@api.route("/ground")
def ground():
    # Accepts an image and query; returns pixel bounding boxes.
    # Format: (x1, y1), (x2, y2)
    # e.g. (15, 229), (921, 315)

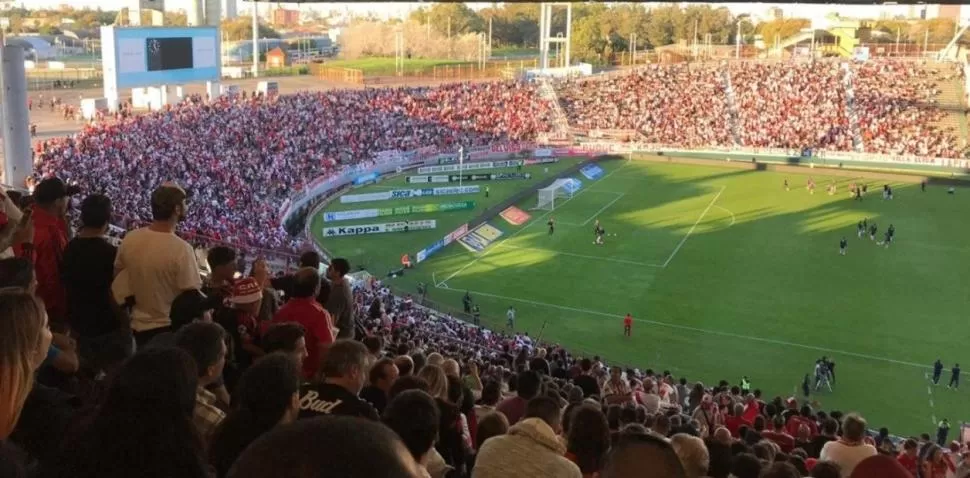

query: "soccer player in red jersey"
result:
(623, 313), (633, 337)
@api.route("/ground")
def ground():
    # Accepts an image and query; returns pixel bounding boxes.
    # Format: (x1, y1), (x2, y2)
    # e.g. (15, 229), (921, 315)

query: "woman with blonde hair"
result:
(418, 364), (449, 400)
(0, 288), (52, 439)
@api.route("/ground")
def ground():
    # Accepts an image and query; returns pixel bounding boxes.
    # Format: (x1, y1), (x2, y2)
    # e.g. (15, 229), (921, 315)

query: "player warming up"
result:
(547, 217), (555, 235)
(839, 237), (847, 256)
(594, 223), (606, 246)
(623, 313), (633, 337)
(807, 178), (816, 195)
(506, 306), (516, 329)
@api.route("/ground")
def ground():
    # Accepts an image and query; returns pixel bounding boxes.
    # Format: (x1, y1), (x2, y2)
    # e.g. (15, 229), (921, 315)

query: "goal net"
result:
(535, 178), (578, 211)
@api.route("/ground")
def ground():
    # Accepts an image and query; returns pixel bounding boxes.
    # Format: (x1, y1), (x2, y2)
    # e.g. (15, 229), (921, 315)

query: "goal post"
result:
(535, 178), (578, 211)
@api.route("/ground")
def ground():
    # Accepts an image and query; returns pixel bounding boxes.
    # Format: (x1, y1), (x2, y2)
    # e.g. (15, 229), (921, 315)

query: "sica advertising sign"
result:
(323, 220), (436, 237)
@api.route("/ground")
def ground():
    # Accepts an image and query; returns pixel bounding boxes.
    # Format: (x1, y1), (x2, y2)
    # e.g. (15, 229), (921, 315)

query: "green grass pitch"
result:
(313, 157), (970, 435)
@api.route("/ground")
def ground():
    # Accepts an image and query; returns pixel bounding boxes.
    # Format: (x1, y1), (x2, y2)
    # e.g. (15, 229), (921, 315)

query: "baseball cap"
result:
(230, 277), (262, 305)
(33, 177), (81, 204)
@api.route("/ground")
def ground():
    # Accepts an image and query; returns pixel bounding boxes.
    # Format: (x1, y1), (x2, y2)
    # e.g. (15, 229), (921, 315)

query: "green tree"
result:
(644, 4), (680, 47)
(756, 18), (811, 46)
(409, 3), (484, 38)
(37, 24), (62, 36)
(222, 16), (281, 42)
(164, 11), (187, 26)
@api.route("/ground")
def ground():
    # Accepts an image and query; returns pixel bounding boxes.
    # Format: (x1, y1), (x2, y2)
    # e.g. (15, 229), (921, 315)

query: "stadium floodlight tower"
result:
(538, 3), (572, 71)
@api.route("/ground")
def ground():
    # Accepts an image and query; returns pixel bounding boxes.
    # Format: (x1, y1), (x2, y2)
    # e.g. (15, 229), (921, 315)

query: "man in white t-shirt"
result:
(819, 413), (877, 477)
(114, 183), (202, 347)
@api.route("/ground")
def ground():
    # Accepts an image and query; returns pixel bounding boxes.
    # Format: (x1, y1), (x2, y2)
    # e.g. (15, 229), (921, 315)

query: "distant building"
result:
(765, 7), (784, 20)
(265, 47), (289, 69)
(938, 5), (961, 22)
(272, 8), (300, 27)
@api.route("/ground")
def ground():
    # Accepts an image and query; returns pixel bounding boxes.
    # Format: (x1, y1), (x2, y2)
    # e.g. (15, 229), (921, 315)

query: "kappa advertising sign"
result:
(323, 220), (436, 237)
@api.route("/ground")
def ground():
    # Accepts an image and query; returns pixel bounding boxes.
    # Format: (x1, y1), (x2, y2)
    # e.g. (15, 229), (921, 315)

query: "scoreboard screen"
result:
(146, 37), (194, 71)
(102, 26), (220, 89)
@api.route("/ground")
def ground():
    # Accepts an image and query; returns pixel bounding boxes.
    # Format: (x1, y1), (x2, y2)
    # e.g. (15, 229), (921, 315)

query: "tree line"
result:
(409, 3), (970, 63)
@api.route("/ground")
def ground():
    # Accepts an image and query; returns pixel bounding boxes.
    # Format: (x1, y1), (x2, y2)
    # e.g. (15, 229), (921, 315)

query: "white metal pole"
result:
(252, 3), (259, 78)
(458, 146), (463, 189)
(488, 17), (493, 60)
(736, 20), (741, 59)
(564, 4), (571, 67)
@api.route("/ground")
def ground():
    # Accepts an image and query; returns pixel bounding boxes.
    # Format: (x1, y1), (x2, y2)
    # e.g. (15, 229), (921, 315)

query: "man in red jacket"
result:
(29, 178), (79, 329)
(273, 267), (335, 380)
(786, 404), (819, 438)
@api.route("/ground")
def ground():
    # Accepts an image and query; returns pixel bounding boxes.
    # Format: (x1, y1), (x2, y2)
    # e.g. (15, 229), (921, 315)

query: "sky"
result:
(13, 1), (969, 25)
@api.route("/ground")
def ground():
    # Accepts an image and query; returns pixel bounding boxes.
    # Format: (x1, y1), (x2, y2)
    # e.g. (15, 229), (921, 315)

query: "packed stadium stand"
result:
(3, 58), (967, 478)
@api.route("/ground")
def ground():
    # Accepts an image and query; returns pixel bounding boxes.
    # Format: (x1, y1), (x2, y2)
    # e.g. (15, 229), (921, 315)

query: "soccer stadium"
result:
(6, 1), (970, 477)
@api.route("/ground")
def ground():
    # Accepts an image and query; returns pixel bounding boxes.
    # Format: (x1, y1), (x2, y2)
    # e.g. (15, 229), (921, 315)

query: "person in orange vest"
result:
(401, 253), (411, 269)
(623, 313), (633, 337)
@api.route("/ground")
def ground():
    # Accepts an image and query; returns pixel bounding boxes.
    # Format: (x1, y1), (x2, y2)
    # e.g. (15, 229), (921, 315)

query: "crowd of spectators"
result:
(29, 60), (965, 258)
(0, 177), (968, 478)
(557, 59), (965, 158)
(7, 59), (969, 478)
(32, 81), (553, 254)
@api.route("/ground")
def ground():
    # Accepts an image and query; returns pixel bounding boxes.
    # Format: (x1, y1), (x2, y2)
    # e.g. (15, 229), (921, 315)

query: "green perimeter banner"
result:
(323, 201), (476, 222)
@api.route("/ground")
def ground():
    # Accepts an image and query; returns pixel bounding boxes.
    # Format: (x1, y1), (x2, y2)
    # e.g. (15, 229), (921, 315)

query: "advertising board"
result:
(323, 220), (436, 237)
(340, 185), (480, 204)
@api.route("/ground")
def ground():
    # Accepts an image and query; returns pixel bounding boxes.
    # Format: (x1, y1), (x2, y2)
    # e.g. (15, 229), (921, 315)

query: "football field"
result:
(315, 157), (970, 435)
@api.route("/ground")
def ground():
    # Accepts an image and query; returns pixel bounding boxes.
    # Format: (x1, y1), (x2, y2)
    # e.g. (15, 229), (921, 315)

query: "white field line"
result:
(581, 193), (626, 226)
(434, 285), (931, 370)
(436, 160), (631, 287)
(924, 372), (938, 426)
(714, 205), (736, 227)
(498, 244), (665, 268)
(661, 186), (726, 268)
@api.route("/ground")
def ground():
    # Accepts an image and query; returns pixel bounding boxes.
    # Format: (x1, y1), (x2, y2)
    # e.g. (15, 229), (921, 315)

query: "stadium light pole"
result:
(735, 16), (753, 59)
(252, 2), (259, 78)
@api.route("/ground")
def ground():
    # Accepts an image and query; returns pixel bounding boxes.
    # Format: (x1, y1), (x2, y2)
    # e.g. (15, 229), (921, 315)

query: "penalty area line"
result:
(436, 161), (631, 286)
(433, 285), (930, 370)
(661, 186), (726, 269)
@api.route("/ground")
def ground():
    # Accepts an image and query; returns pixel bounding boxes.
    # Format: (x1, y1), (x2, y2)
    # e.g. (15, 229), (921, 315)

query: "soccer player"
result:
(594, 225), (606, 245)
(506, 306), (516, 329)
(839, 237), (847, 255)
(807, 178), (815, 195)
(623, 313), (632, 337)
(547, 217), (555, 235)
(869, 223), (878, 241)
(887, 224), (895, 244)
(933, 359), (944, 385)
(485, 186), (490, 198)
(879, 230), (891, 248)
(856, 221), (864, 238)
(814, 359), (832, 391)
(784, 178), (790, 191)
(948, 363), (960, 390)
(472, 304), (481, 326)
